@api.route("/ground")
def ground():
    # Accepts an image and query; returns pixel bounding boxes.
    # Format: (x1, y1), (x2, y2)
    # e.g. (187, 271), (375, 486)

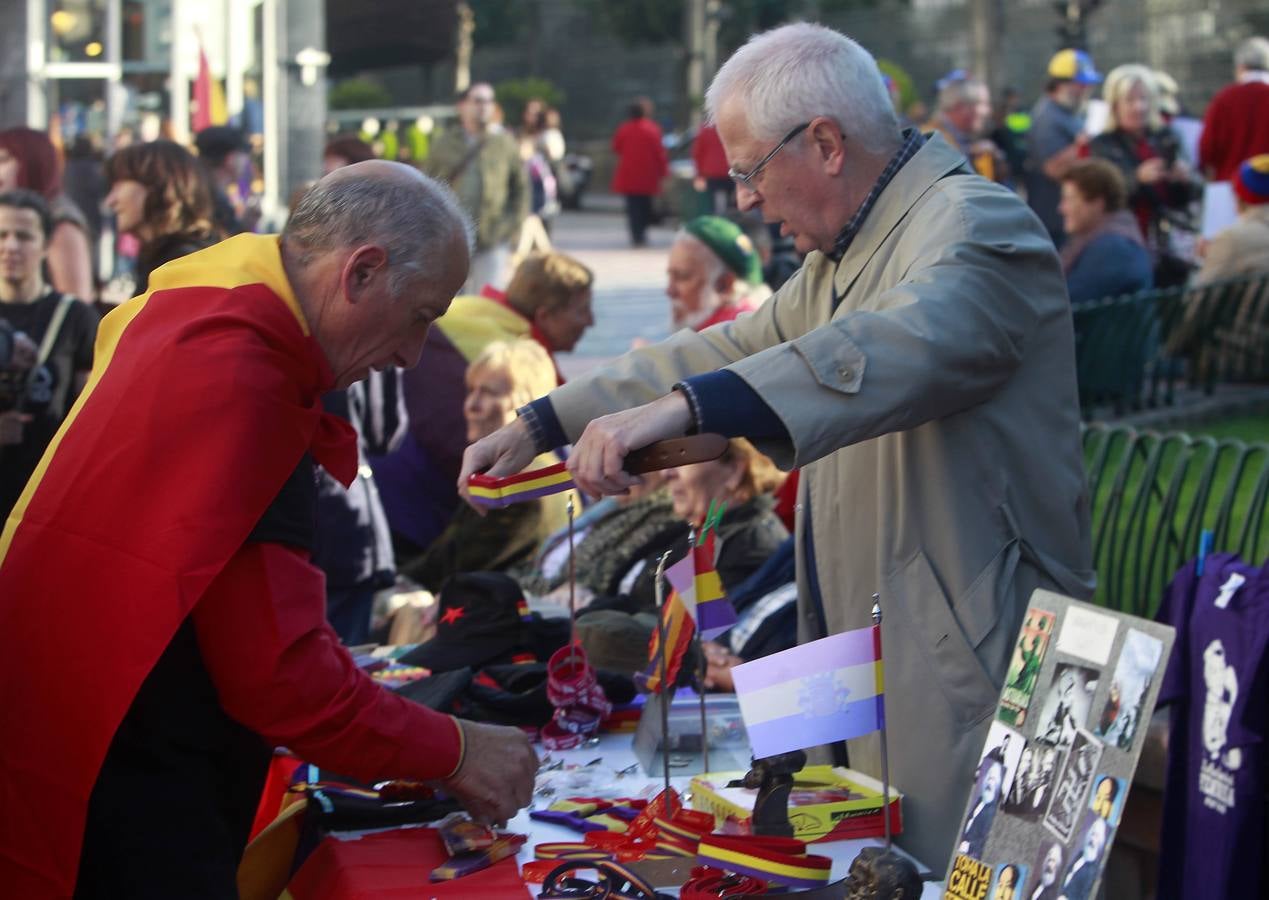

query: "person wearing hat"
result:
(1025, 48), (1102, 246)
(1199, 37), (1269, 182)
(1194, 155), (1269, 285)
(667, 215), (771, 332)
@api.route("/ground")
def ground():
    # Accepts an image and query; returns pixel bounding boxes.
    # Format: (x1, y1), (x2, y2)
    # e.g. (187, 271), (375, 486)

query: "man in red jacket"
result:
(0, 161), (538, 898)
(611, 97), (669, 247)
(1199, 36), (1269, 181)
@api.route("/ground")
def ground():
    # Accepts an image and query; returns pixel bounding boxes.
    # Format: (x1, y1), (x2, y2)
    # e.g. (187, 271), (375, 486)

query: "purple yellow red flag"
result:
(731, 624), (885, 758)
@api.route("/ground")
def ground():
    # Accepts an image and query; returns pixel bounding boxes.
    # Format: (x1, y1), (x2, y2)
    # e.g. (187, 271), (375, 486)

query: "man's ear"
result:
(714, 269), (737, 295)
(810, 117), (847, 175)
(341, 244), (389, 302)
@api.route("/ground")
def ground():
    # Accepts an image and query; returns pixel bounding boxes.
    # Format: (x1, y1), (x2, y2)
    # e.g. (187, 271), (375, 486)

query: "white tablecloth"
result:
(510, 732), (943, 898)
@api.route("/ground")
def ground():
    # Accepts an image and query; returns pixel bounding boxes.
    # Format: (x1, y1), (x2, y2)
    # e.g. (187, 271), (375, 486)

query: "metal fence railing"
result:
(1082, 423), (1269, 618)
(1072, 273), (1269, 416)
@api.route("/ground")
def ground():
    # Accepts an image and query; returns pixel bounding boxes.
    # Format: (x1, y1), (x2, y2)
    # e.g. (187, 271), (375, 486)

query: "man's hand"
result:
(568, 392), (691, 497)
(457, 417), (539, 512)
(440, 719), (538, 825)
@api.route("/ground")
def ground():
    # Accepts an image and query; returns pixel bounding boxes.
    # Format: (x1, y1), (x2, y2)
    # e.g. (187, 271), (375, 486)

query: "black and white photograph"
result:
(1034, 663), (1099, 749)
(1003, 741), (1065, 821)
(1043, 729), (1105, 843)
(1055, 812), (1112, 900)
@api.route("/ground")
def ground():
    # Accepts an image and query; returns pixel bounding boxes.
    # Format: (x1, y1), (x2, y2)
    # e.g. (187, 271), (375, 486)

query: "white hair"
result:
(705, 22), (900, 155)
(1103, 64), (1163, 132)
(937, 77), (987, 113)
(1235, 36), (1269, 71)
(284, 164), (473, 295)
(674, 229), (728, 285)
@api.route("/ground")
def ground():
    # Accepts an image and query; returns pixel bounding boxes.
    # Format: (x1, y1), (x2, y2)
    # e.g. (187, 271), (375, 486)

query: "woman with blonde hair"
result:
(401, 339), (577, 591)
(1086, 64), (1202, 286)
(105, 140), (219, 295)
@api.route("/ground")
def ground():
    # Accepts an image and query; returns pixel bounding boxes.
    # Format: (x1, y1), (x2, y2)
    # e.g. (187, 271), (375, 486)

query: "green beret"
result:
(684, 215), (763, 285)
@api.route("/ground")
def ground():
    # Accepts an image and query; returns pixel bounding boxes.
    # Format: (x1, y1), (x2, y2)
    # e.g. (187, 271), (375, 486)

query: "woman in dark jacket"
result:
(105, 141), (219, 294)
(1086, 65), (1202, 287)
(578, 438), (789, 616)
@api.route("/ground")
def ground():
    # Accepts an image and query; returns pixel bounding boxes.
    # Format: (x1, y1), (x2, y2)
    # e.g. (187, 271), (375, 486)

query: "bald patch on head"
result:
(322, 159), (429, 190)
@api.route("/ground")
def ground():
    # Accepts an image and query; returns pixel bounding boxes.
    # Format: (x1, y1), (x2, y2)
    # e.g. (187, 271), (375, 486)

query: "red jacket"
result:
(611, 117), (668, 196)
(0, 236), (461, 897)
(692, 124), (730, 180)
(1199, 80), (1269, 181)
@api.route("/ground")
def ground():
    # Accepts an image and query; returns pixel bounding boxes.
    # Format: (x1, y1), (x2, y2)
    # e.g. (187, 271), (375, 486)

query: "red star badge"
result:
(440, 606), (465, 626)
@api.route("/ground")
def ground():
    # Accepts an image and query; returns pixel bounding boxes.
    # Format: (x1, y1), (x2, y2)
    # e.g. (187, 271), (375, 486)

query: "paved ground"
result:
(548, 196), (676, 378)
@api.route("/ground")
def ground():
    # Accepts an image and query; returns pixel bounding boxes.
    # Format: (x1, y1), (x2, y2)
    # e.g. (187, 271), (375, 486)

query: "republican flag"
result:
(731, 624), (885, 758)
(193, 35), (228, 132)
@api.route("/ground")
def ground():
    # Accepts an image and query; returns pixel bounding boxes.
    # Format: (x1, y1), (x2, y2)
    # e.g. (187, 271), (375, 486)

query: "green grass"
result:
(1184, 413), (1269, 445)
(1083, 418), (1269, 617)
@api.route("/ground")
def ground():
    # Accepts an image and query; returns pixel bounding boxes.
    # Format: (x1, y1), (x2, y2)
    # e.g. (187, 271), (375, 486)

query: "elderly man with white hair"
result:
(1199, 36), (1269, 181)
(462, 23), (1092, 867)
(666, 214), (771, 331)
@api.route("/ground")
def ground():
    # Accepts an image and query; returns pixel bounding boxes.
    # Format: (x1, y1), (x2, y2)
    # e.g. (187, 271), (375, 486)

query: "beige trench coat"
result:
(545, 134), (1095, 868)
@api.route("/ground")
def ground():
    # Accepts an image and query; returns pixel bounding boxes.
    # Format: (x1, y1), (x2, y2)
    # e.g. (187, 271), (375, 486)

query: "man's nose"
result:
(735, 182), (760, 212)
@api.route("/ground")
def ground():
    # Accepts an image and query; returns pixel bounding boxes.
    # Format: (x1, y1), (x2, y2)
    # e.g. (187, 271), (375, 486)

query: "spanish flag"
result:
(0, 234), (354, 896)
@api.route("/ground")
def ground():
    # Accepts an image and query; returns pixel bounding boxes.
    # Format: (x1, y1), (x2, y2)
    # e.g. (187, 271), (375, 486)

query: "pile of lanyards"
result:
(524, 786), (835, 897)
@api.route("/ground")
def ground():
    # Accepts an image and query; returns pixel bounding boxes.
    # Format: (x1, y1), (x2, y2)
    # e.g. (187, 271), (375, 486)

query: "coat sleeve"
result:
(193, 541), (464, 782)
(725, 187), (1058, 468)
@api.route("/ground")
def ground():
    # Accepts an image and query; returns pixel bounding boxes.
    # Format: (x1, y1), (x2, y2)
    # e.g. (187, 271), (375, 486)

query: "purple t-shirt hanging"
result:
(1155, 553), (1269, 900)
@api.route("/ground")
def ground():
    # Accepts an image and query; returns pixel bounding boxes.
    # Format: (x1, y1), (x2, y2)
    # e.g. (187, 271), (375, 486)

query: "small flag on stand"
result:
(691, 503), (737, 640)
(731, 624), (885, 759)
(639, 589), (695, 694)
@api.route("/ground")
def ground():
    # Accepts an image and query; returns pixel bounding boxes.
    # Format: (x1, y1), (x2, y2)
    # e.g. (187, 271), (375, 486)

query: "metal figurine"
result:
(654, 550), (673, 796)
(729, 749), (808, 837)
(844, 846), (923, 900)
(871, 594), (892, 850)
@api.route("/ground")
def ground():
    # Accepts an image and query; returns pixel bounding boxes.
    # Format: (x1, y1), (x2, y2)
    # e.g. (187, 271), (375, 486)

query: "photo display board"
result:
(943, 590), (1175, 900)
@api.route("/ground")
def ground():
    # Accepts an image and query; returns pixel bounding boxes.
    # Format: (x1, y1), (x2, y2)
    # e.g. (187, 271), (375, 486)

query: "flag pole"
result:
(871, 593), (891, 851)
(692, 522), (709, 776)
(567, 496), (577, 667)
(654, 550), (673, 796)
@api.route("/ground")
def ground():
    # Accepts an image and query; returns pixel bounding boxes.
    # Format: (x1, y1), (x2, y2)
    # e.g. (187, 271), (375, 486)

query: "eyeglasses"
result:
(727, 122), (809, 190)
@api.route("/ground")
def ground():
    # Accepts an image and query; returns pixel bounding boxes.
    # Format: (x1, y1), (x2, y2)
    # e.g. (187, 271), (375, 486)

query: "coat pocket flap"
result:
(791, 326), (866, 394)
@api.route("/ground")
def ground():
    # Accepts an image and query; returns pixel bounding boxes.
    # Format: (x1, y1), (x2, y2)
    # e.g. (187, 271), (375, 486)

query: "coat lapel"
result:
(830, 133), (973, 312)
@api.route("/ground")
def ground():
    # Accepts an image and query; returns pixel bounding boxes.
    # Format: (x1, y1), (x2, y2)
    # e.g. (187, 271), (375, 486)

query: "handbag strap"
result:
(34, 293), (75, 370)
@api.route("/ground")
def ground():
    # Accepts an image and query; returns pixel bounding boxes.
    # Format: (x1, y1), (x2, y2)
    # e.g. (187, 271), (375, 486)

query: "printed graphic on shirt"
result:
(1094, 628), (1163, 750)
(1056, 812), (1112, 900)
(1198, 636), (1242, 814)
(1055, 605), (1118, 666)
(1034, 663), (1099, 749)
(999, 608), (1056, 727)
(944, 853), (993, 900)
(989, 861), (1027, 900)
(1002, 739), (1064, 821)
(1043, 729), (1104, 843)
(1087, 774), (1126, 827)
(1023, 839), (1066, 900)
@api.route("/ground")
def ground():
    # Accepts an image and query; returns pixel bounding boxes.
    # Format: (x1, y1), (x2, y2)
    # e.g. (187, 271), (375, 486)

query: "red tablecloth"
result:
(287, 827), (530, 899)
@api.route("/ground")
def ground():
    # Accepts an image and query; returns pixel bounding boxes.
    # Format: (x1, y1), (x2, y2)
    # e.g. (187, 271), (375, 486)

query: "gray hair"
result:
(283, 167), (474, 295)
(1235, 36), (1269, 71)
(1102, 64), (1163, 132)
(675, 229), (727, 285)
(937, 77), (987, 113)
(705, 22), (900, 155)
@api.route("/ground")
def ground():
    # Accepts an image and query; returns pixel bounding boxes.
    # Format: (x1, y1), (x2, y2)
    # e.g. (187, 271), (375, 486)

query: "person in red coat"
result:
(611, 97), (669, 247)
(692, 123), (733, 214)
(1199, 36), (1269, 182)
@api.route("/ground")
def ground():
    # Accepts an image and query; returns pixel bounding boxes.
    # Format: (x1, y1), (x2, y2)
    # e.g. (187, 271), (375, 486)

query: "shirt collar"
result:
(828, 127), (925, 262)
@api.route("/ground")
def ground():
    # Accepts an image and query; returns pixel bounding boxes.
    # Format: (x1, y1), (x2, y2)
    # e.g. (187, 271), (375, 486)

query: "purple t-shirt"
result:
(1156, 553), (1269, 900)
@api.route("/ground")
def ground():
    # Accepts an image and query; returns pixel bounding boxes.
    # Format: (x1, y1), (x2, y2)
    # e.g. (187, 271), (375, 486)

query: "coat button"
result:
(838, 367), (852, 379)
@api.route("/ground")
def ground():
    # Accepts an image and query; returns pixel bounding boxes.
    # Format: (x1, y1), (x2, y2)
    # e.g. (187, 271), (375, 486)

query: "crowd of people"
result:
(1, 21), (1268, 898)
